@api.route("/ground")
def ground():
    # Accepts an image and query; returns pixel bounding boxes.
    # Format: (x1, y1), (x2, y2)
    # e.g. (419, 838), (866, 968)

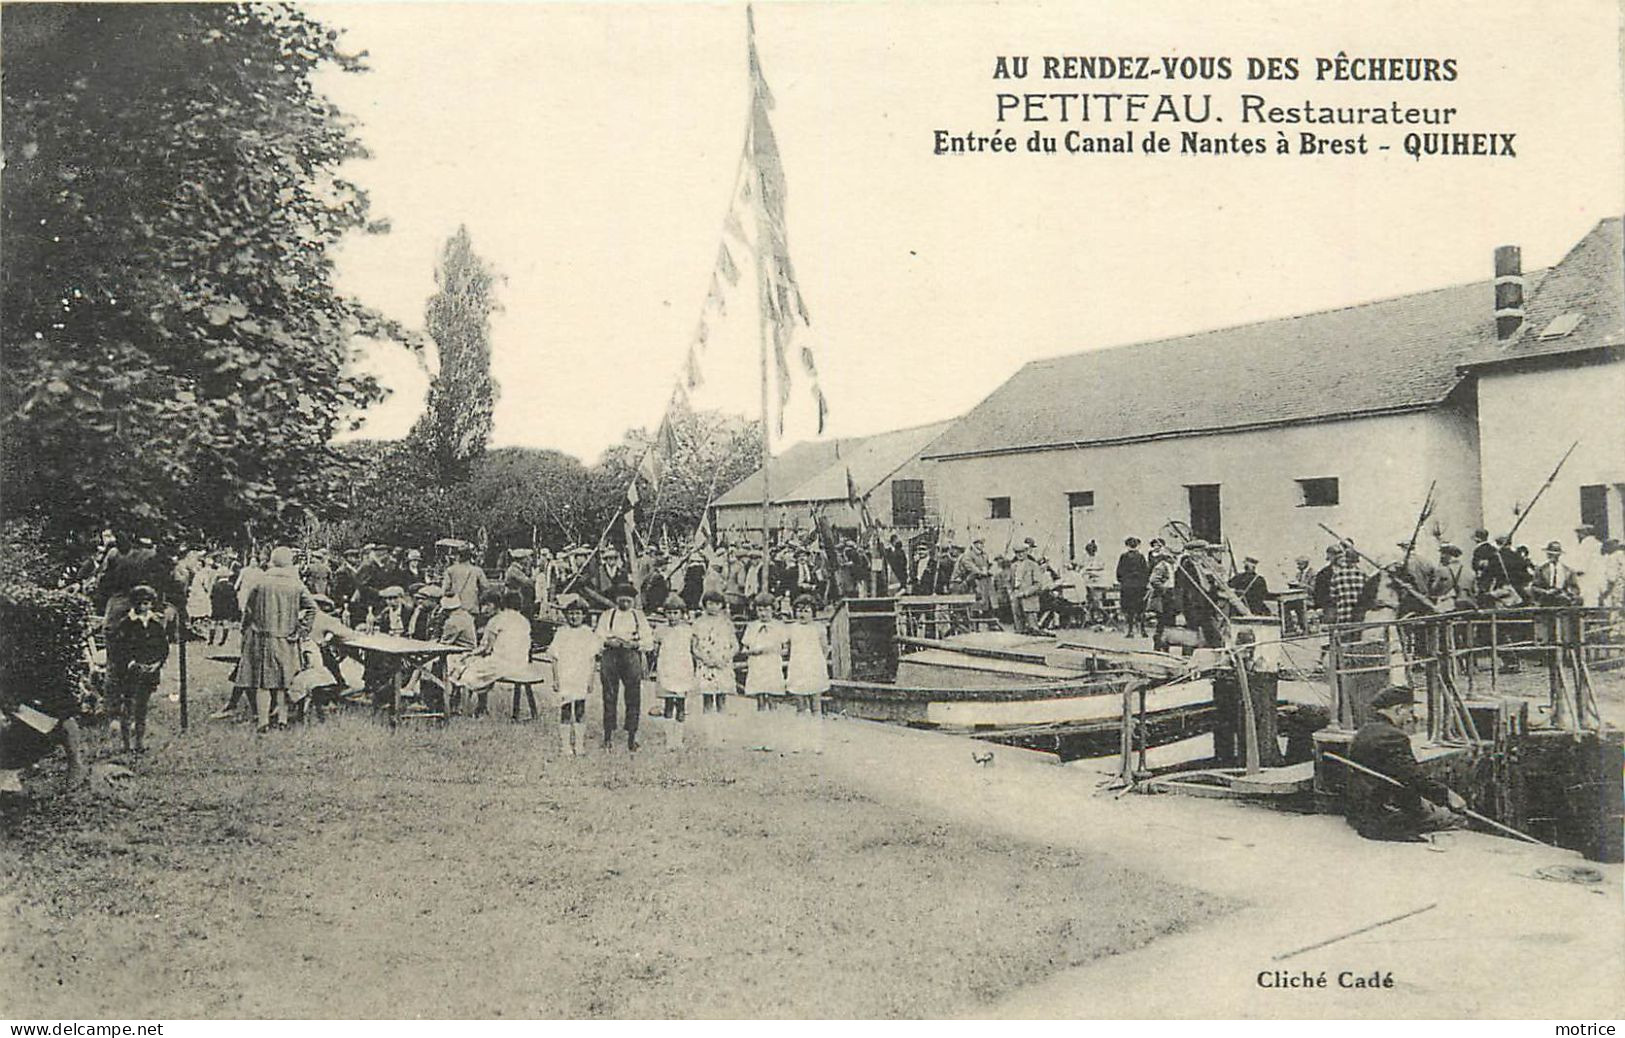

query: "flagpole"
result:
(750, 8), (773, 591)
(757, 239), (773, 588)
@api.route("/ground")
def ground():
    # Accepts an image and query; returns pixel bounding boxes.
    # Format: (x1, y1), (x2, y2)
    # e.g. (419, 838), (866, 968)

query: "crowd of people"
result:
(67, 533), (842, 756)
(22, 515), (1625, 775)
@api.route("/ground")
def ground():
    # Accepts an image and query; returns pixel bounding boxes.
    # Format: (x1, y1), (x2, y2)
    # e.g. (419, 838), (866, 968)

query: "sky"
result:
(315, 0), (1625, 464)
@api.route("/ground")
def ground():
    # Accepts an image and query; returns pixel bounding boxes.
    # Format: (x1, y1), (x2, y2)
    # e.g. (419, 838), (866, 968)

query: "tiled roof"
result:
(924, 277), (1510, 460)
(714, 420), (954, 508)
(1460, 218), (1624, 369)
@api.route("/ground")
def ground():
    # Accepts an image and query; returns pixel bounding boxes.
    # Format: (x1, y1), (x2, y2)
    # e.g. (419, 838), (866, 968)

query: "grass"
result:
(1, 658), (1235, 1019)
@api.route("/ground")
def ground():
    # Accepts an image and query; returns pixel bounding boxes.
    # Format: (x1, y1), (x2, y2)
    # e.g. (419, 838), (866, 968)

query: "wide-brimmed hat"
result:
(1544, 541), (1564, 553)
(379, 585), (406, 599)
(609, 582), (638, 600)
(414, 584), (442, 600)
(662, 593), (687, 611)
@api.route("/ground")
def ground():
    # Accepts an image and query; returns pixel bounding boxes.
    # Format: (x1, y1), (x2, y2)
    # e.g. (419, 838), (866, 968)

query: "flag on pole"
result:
(744, 5), (826, 436)
(656, 413), (681, 456)
(637, 449), (665, 488)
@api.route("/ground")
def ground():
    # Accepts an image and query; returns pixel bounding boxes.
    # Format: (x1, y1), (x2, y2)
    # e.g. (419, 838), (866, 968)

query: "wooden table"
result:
(343, 632), (467, 725)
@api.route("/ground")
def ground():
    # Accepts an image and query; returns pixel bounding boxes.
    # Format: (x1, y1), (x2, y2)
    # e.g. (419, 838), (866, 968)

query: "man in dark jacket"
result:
(1347, 685), (1467, 841)
(1227, 555), (1270, 616)
(1115, 538), (1150, 637)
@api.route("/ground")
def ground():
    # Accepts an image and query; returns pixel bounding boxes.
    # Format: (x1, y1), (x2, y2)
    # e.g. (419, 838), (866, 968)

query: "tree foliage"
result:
(1, 3), (407, 555)
(409, 225), (500, 482)
(589, 407), (763, 545)
(338, 409), (762, 556)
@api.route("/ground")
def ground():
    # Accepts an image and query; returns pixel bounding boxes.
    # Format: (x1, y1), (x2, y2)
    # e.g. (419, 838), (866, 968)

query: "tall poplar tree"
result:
(410, 225), (501, 483)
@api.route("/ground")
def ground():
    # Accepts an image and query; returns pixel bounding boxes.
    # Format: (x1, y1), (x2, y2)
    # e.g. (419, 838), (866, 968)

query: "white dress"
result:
(549, 625), (601, 703)
(454, 610), (533, 692)
(741, 620), (787, 695)
(655, 623), (697, 696)
(785, 621), (830, 695)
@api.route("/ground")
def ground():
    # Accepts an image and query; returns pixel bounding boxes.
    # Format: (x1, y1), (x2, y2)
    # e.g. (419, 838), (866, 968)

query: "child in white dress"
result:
(741, 592), (787, 709)
(654, 595), (698, 749)
(692, 591), (739, 714)
(786, 596), (831, 752)
(785, 596), (831, 710)
(548, 599), (601, 756)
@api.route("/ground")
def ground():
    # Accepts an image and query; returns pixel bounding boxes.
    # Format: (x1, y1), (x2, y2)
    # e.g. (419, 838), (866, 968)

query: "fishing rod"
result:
(1399, 480), (1436, 568)
(1504, 440), (1580, 543)
(1323, 752), (1551, 847)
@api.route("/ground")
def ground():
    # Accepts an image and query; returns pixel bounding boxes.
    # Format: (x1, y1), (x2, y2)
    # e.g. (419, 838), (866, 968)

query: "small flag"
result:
(626, 479), (640, 507)
(637, 448), (665, 487)
(845, 465), (859, 505)
(656, 413), (680, 456)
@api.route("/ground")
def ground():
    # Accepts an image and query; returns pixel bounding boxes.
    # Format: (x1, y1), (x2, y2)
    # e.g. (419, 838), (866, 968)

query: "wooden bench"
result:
(497, 659), (553, 721)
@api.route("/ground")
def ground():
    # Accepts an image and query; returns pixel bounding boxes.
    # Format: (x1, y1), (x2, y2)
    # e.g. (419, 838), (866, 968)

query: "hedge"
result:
(0, 582), (91, 719)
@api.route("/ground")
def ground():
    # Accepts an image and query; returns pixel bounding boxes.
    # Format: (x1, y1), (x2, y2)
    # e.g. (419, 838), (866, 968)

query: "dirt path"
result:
(797, 717), (1624, 1018)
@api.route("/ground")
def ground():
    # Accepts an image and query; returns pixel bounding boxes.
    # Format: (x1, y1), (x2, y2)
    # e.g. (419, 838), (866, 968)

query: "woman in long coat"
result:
(233, 546), (316, 733)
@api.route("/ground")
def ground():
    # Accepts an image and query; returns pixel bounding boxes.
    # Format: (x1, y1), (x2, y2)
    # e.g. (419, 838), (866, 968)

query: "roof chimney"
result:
(1494, 244), (1524, 340)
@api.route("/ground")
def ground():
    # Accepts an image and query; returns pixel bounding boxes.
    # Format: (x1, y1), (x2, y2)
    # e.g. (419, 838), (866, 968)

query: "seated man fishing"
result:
(1346, 685), (1468, 842)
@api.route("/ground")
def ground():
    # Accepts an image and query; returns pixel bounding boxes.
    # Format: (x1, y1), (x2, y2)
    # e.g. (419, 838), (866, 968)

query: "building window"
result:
(988, 496), (1012, 520)
(891, 479), (925, 528)
(1579, 484), (1610, 541)
(1296, 477), (1340, 508)
(1186, 484), (1222, 543)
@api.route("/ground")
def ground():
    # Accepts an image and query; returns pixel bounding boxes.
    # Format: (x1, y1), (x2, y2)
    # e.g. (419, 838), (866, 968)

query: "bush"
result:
(0, 518), (63, 587)
(0, 582), (92, 719)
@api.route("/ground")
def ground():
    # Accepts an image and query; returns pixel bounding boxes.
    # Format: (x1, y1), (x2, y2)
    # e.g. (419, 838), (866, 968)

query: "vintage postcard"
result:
(1, 0), (1621, 1024)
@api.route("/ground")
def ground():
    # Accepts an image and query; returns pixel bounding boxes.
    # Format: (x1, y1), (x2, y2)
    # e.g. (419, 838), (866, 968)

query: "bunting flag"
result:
(845, 465), (860, 505)
(684, 346), (705, 390)
(717, 244), (740, 285)
(613, 7), (826, 530)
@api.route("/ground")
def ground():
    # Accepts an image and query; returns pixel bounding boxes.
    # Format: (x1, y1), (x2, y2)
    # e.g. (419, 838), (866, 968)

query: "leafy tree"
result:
(1, 3), (408, 555)
(593, 407), (763, 548)
(332, 440), (456, 551)
(463, 447), (594, 549)
(410, 225), (501, 482)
